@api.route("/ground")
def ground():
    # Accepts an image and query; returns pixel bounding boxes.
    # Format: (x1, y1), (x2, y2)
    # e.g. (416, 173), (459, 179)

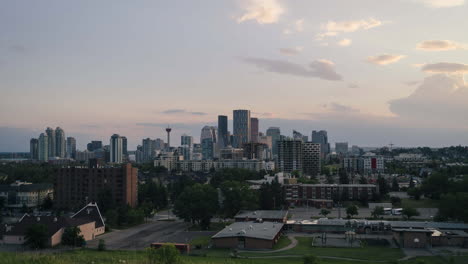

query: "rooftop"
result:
(234, 210), (288, 221)
(212, 221), (284, 240)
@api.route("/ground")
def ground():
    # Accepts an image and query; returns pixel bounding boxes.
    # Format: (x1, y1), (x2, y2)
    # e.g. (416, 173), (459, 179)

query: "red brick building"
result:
(54, 163), (138, 210)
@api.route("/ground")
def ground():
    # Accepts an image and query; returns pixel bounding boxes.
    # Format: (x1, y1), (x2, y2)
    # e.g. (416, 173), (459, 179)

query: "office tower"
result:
(250, 117), (259, 143)
(55, 163), (138, 209)
(335, 142), (349, 155)
(30, 138), (39, 160)
(135, 145), (144, 163)
(66, 137), (76, 159)
(201, 138), (214, 160)
(154, 138), (165, 150)
(122, 136), (128, 155)
(243, 142), (268, 160)
(278, 139), (303, 173)
(218, 115), (229, 148)
(87, 141), (103, 152)
(181, 134), (193, 146)
(55, 127), (66, 158)
(312, 130), (330, 157)
(45, 127), (56, 157)
(200, 126), (217, 143)
(165, 127), (172, 149)
(220, 146), (244, 160)
(233, 109), (251, 148)
(266, 127), (281, 157)
(293, 130), (308, 142)
(303, 142), (321, 176)
(38, 133), (49, 161)
(351, 145), (361, 155)
(142, 138), (156, 162)
(110, 134), (123, 163)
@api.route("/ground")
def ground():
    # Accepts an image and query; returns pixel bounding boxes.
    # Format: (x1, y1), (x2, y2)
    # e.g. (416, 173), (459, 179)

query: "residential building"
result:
(54, 163), (138, 210)
(233, 109), (251, 148)
(87, 141), (103, 152)
(66, 137), (76, 159)
(110, 134), (123, 163)
(218, 115), (229, 148)
(55, 127), (66, 158)
(181, 134), (193, 146)
(0, 181), (53, 208)
(312, 130), (330, 157)
(220, 147), (244, 160)
(142, 138), (156, 162)
(201, 138), (214, 160)
(38, 133), (48, 162)
(303, 142), (321, 177)
(30, 138), (39, 160)
(46, 127), (56, 158)
(250, 117), (259, 143)
(243, 142), (268, 160)
(154, 159), (273, 172)
(361, 153), (385, 174)
(266, 127), (281, 157)
(335, 142), (349, 155)
(75, 150), (96, 162)
(278, 139), (303, 173)
(122, 136), (128, 156)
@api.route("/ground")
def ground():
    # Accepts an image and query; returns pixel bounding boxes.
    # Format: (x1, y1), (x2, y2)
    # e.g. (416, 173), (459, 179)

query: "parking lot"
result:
(288, 207), (438, 220)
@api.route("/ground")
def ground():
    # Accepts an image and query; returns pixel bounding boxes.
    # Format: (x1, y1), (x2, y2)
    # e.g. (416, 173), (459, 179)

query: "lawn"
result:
(239, 237), (405, 261)
(272, 236), (292, 250)
(401, 198), (440, 208)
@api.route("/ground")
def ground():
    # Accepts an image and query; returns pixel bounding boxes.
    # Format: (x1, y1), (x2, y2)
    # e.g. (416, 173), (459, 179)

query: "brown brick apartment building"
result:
(54, 163), (138, 210)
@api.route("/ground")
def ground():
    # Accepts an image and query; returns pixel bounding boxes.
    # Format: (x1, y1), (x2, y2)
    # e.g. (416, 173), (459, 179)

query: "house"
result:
(212, 221), (284, 249)
(0, 202), (105, 247)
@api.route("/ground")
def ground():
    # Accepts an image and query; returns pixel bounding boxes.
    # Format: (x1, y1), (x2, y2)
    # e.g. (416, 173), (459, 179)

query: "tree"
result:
(61, 226), (85, 247)
(220, 181), (258, 218)
(402, 206), (420, 220)
(359, 176), (368, 184)
(147, 244), (181, 264)
(390, 196), (401, 207)
(392, 177), (399, 191)
(437, 192), (468, 222)
(407, 187), (422, 200)
(25, 224), (48, 249)
(259, 179), (284, 210)
(320, 209), (330, 218)
(303, 254), (320, 264)
(371, 206), (384, 219)
(377, 176), (389, 195)
(346, 205), (358, 219)
(173, 184), (218, 229)
(41, 196), (54, 210)
(338, 169), (349, 184)
(98, 239), (106, 251)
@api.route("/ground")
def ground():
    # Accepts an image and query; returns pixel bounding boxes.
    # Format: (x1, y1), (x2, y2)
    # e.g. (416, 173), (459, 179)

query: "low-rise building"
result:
(212, 221), (284, 249)
(234, 210), (288, 223)
(154, 159), (274, 172)
(0, 181), (53, 208)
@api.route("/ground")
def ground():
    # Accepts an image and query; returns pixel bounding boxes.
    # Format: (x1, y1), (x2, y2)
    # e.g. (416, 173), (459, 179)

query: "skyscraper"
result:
(200, 126), (217, 143)
(335, 142), (349, 155)
(45, 127), (56, 158)
(55, 127), (66, 158)
(66, 137), (76, 159)
(30, 138), (39, 160)
(201, 138), (214, 160)
(38, 133), (48, 162)
(110, 134), (123, 163)
(87, 141), (103, 152)
(312, 130), (330, 157)
(122, 136), (128, 156)
(266, 127), (281, 157)
(250, 117), (259, 143)
(142, 138), (156, 162)
(278, 139), (303, 173)
(181, 134), (193, 146)
(303, 142), (321, 177)
(218, 115), (228, 148)
(233, 109), (251, 148)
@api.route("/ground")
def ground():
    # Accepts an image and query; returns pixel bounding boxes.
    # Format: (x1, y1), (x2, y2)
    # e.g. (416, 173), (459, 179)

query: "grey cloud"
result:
(421, 62), (468, 74)
(243, 57), (343, 81)
(279, 47), (303, 55)
(348, 83), (359, 89)
(417, 40), (466, 51)
(161, 109), (207, 115)
(325, 102), (360, 113)
(366, 54), (405, 65)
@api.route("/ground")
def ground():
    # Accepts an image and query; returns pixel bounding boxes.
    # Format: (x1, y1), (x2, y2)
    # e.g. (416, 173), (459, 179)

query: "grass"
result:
(272, 236), (292, 250)
(401, 198), (440, 208)
(239, 237), (405, 261)
(1, 249), (467, 264)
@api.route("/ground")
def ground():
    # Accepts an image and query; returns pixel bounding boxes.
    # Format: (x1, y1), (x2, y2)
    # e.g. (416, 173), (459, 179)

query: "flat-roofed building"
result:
(212, 221), (284, 249)
(234, 210), (288, 223)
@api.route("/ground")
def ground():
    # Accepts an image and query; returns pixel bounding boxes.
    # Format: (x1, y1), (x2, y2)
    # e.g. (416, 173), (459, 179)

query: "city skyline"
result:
(1, 0), (468, 151)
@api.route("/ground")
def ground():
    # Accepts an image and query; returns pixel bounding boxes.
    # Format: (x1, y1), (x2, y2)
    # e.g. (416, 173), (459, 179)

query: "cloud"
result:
(421, 62), (468, 74)
(390, 74), (468, 125)
(237, 0), (284, 24)
(405, 81), (420, 86)
(366, 54), (406, 65)
(325, 102), (360, 113)
(283, 19), (304, 35)
(348, 83), (359, 89)
(279, 46), (303, 55)
(321, 18), (383, 35)
(243, 57), (343, 81)
(417, 40), (466, 51)
(161, 109), (207, 115)
(337, 38), (352, 47)
(411, 0), (465, 8)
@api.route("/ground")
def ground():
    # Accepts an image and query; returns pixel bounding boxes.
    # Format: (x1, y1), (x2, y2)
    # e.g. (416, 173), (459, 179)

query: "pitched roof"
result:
(71, 202), (105, 228)
(212, 221), (284, 240)
(2, 215), (90, 237)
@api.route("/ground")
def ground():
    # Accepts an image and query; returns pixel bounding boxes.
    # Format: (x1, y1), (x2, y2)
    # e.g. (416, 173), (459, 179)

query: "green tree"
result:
(98, 239), (106, 251)
(147, 244), (181, 264)
(402, 206), (420, 220)
(346, 205), (358, 219)
(377, 176), (389, 195)
(25, 224), (48, 249)
(392, 177), (399, 191)
(320, 209), (330, 218)
(173, 184), (218, 229)
(61, 226), (85, 247)
(359, 176), (368, 184)
(338, 169), (349, 184)
(220, 181), (258, 218)
(371, 206), (384, 219)
(303, 254), (320, 264)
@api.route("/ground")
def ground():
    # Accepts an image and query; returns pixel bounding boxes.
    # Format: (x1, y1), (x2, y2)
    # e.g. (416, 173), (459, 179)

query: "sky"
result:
(1, 0), (468, 151)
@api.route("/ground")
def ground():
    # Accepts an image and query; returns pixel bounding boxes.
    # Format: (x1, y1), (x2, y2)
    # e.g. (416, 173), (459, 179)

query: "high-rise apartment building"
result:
(46, 127), (56, 158)
(250, 117), (259, 143)
(38, 133), (48, 161)
(110, 134), (123, 163)
(66, 137), (76, 159)
(30, 138), (39, 160)
(87, 141), (103, 152)
(312, 130), (330, 157)
(266, 127), (281, 157)
(218, 115), (229, 148)
(303, 142), (321, 176)
(335, 142), (349, 155)
(233, 109), (251, 148)
(122, 136), (128, 156)
(181, 134), (193, 146)
(201, 138), (214, 160)
(243, 142), (268, 160)
(55, 127), (66, 158)
(54, 163), (138, 210)
(278, 139), (303, 173)
(200, 126), (217, 143)
(142, 138), (156, 162)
